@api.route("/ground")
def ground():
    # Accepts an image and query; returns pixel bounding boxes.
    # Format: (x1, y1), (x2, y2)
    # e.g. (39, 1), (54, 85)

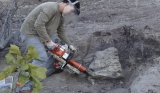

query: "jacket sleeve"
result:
(34, 7), (54, 42)
(57, 21), (72, 46)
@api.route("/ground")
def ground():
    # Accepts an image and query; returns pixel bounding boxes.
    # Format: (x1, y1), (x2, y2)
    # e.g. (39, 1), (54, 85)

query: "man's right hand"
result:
(46, 40), (57, 50)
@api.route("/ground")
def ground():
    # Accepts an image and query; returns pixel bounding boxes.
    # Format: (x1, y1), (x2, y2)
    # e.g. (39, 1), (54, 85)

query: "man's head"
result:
(62, 0), (80, 15)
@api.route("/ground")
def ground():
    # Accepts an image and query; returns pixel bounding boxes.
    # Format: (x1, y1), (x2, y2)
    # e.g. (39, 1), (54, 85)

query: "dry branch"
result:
(0, 0), (42, 56)
(0, 0), (18, 50)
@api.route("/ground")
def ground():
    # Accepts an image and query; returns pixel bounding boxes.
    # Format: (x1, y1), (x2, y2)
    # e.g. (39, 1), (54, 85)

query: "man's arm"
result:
(34, 11), (50, 42)
(34, 7), (54, 42)
(57, 21), (72, 46)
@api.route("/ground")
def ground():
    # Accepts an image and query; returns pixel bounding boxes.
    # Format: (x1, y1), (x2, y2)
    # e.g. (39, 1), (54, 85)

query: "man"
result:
(19, 0), (80, 93)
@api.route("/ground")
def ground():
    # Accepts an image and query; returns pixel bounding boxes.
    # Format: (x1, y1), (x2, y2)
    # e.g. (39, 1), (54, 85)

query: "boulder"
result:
(129, 58), (160, 93)
(88, 47), (123, 79)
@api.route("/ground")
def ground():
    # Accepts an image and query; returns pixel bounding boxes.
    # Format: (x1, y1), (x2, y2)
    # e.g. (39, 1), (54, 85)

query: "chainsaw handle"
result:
(61, 50), (75, 69)
(71, 50), (76, 55)
(67, 49), (76, 60)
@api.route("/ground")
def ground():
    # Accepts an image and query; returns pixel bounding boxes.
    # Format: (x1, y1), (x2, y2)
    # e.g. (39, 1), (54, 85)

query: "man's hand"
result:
(69, 45), (77, 52)
(46, 40), (57, 50)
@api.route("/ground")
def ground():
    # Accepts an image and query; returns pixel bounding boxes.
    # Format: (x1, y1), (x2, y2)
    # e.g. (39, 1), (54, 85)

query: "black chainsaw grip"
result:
(61, 50), (75, 69)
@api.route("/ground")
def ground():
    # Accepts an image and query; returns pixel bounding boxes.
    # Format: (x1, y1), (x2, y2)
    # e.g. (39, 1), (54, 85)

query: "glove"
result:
(69, 45), (77, 52)
(46, 40), (57, 50)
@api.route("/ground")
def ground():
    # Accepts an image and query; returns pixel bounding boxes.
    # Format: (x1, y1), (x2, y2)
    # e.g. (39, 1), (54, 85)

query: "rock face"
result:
(129, 57), (160, 93)
(130, 65), (160, 93)
(88, 47), (123, 78)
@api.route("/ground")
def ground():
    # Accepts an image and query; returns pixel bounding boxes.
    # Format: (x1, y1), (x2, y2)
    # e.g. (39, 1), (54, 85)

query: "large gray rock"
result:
(129, 58), (160, 93)
(88, 47), (123, 78)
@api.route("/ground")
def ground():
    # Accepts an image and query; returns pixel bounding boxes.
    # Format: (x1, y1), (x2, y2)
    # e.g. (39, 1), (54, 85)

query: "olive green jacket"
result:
(20, 2), (71, 45)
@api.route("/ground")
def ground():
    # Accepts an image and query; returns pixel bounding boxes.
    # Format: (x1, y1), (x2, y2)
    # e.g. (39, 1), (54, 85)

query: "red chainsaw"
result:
(48, 39), (91, 76)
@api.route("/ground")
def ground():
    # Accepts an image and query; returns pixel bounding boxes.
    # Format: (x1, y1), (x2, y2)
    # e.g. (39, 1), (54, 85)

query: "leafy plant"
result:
(0, 45), (47, 93)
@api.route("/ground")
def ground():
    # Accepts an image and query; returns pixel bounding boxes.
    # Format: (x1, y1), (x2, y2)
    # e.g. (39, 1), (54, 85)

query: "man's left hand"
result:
(69, 45), (77, 52)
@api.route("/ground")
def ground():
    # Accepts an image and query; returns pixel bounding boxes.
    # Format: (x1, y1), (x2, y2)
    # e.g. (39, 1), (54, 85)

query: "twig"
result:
(0, 0), (18, 50)
(0, 0), (14, 38)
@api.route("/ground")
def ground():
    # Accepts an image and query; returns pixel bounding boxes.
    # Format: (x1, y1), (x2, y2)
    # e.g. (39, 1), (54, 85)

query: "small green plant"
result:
(0, 45), (47, 93)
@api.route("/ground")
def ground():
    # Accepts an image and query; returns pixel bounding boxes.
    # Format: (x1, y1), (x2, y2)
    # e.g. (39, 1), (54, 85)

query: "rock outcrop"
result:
(88, 47), (123, 79)
(130, 65), (160, 93)
(129, 57), (160, 93)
